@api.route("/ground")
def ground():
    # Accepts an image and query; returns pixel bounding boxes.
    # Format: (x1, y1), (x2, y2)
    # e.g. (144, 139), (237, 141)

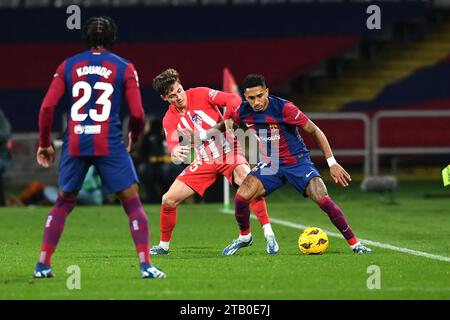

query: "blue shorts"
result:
(58, 145), (139, 195)
(250, 159), (321, 197)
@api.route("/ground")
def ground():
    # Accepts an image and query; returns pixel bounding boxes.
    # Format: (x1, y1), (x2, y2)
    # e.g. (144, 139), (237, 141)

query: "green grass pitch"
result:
(0, 181), (449, 299)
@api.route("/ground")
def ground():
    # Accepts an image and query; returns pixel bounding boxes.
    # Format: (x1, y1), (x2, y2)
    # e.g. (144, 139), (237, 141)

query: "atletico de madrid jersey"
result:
(162, 87), (242, 162)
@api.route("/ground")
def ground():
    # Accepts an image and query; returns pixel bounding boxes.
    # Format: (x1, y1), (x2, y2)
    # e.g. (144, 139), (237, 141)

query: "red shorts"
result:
(177, 154), (248, 196)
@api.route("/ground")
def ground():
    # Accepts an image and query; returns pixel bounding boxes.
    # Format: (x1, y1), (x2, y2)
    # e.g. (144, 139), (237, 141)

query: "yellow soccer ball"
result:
(298, 227), (329, 255)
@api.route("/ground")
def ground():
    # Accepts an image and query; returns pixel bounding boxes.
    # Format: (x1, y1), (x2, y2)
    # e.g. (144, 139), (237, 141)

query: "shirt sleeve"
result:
(162, 114), (180, 155)
(39, 61), (66, 148)
(282, 102), (309, 128)
(224, 104), (241, 123)
(124, 63), (145, 143)
(207, 88), (242, 111)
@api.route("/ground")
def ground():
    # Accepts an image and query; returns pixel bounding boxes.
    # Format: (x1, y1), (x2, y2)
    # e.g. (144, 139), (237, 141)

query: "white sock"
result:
(159, 241), (170, 251)
(239, 233), (252, 242)
(350, 241), (361, 249)
(262, 223), (274, 237)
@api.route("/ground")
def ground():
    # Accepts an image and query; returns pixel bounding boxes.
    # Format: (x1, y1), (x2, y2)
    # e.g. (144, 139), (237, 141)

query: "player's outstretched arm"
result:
(302, 120), (351, 187)
(207, 89), (242, 111)
(194, 120), (228, 144)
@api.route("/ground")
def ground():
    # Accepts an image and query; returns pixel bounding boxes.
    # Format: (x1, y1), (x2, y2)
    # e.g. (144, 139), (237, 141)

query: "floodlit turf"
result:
(0, 181), (449, 300)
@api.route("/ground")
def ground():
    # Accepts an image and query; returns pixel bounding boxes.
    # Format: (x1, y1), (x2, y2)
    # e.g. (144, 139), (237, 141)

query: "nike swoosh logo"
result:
(246, 123), (254, 127)
(306, 171), (314, 178)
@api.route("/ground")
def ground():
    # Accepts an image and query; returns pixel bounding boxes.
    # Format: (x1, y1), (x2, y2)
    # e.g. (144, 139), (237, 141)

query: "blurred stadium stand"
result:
(6, 1), (450, 8)
(0, 0), (434, 132)
(1, 0), (449, 187)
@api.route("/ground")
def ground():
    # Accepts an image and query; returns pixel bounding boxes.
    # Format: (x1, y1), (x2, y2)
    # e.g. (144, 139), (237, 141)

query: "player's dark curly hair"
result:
(153, 68), (181, 96)
(242, 74), (266, 90)
(82, 16), (117, 50)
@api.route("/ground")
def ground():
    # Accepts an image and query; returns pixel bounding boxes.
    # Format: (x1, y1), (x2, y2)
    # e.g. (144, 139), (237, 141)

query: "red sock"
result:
(319, 196), (358, 246)
(39, 195), (77, 266)
(122, 196), (151, 264)
(235, 193), (251, 235)
(160, 205), (177, 242)
(249, 197), (270, 227)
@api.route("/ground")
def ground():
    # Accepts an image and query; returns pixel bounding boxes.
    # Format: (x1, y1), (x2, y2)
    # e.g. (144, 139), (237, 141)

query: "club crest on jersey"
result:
(191, 113), (203, 126)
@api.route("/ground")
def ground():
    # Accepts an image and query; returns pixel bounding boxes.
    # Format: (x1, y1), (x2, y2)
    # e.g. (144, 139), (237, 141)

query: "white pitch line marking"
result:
(221, 209), (450, 263)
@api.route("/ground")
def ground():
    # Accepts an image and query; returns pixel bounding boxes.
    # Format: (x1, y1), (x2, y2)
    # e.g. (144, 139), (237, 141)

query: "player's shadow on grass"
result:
(283, 250), (344, 256)
(1, 277), (61, 285)
(62, 254), (136, 260)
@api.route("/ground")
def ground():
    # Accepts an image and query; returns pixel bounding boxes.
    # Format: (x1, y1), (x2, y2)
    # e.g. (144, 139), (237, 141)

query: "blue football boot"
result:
(352, 243), (372, 254)
(150, 245), (169, 255)
(33, 262), (55, 278)
(140, 263), (166, 279)
(222, 236), (253, 256)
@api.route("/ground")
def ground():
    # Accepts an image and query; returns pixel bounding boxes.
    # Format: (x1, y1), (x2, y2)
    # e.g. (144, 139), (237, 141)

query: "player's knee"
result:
(117, 184), (139, 202)
(162, 192), (179, 208)
(233, 165), (251, 186)
(237, 175), (261, 201)
(306, 178), (328, 204)
(234, 175), (245, 187)
(61, 191), (78, 200)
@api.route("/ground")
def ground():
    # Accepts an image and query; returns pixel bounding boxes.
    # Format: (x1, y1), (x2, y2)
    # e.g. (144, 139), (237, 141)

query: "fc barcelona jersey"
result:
(56, 49), (139, 156)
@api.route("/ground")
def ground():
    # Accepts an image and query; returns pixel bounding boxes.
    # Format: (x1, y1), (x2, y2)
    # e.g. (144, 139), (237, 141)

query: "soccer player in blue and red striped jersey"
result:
(33, 17), (165, 279)
(222, 74), (372, 255)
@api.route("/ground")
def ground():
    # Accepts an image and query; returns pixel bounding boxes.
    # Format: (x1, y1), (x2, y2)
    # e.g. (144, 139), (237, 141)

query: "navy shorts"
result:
(58, 144), (139, 195)
(250, 158), (321, 197)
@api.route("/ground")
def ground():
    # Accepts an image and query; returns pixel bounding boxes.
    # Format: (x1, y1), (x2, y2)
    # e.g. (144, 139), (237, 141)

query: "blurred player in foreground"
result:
(150, 69), (279, 256)
(34, 17), (165, 279)
(223, 74), (372, 254)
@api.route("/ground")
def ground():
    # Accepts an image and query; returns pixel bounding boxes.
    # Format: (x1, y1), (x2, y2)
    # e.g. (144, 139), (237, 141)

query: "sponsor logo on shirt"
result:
(208, 89), (218, 100)
(260, 135), (280, 142)
(74, 125), (101, 135)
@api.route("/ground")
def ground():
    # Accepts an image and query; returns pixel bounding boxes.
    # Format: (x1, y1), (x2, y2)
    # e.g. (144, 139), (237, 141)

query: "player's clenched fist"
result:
(330, 163), (351, 187)
(172, 145), (190, 164)
(36, 146), (55, 168)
